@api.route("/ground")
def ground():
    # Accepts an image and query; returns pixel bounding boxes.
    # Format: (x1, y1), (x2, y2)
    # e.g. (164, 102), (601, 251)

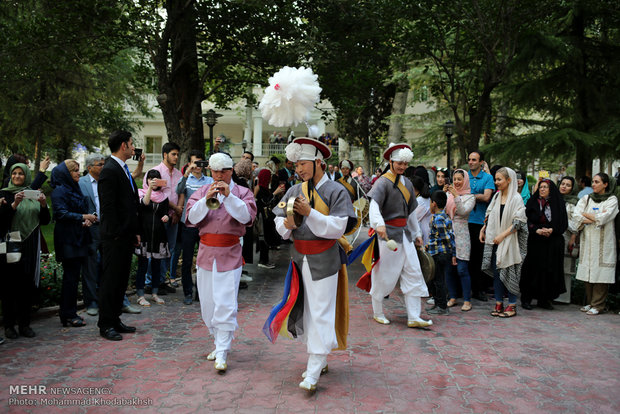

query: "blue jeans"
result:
(136, 257), (161, 297)
(491, 246), (517, 304)
(181, 225), (200, 297)
(446, 259), (472, 301)
(160, 221), (179, 283)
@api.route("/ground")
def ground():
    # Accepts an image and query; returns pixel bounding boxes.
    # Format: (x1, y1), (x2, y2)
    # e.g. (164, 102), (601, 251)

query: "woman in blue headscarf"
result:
(0, 163), (50, 339)
(517, 171), (530, 205)
(50, 160), (96, 328)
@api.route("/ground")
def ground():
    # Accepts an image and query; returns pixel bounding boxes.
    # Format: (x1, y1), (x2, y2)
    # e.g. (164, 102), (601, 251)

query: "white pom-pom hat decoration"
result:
(383, 143), (414, 163)
(259, 66), (322, 128)
(209, 153), (233, 171)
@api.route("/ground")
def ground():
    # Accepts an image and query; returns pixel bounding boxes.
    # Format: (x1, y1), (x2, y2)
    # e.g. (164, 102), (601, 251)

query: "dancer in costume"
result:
(186, 153), (257, 372)
(336, 160), (360, 202)
(367, 143), (432, 328)
(272, 138), (356, 392)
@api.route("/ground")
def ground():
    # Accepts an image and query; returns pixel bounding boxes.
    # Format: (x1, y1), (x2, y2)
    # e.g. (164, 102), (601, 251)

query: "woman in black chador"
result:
(520, 179), (568, 310)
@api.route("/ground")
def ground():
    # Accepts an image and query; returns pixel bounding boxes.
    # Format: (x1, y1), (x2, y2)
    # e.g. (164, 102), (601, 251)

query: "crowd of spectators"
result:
(0, 140), (618, 345)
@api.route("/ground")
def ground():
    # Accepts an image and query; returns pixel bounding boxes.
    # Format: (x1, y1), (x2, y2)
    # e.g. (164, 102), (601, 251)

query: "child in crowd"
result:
(135, 169), (170, 307)
(426, 191), (456, 315)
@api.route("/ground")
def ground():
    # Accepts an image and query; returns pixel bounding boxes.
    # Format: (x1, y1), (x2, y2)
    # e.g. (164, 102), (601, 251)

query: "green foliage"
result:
(0, 0), (150, 162)
(490, 0), (620, 175)
(37, 253), (64, 308)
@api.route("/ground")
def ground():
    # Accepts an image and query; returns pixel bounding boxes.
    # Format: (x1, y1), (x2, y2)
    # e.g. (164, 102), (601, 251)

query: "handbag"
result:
(0, 231), (22, 263)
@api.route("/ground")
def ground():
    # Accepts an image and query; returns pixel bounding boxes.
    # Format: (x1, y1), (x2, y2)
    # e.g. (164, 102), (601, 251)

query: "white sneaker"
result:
(214, 359), (227, 372)
(408, 319), (433, 329)
(580, 305), (592, 312)
(206, 350), (216, 361)
(302, 365), (328, 378)
(373, 315), (390, 325)
(258, 262), (276, 269)
(426, 298), (435, 305)
(240, 274), (253, 282)
(299, 378), (317, 392)
(586, 308), (599, 315)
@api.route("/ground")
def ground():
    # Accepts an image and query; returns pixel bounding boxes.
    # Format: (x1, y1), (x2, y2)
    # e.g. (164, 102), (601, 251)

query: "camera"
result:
(133, 148), (143, 161)
(195, 160), (209, 168)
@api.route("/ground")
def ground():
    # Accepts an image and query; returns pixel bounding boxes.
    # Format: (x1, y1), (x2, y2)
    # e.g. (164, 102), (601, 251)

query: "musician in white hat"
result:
(367, 143), (432, 328)
(185, 152), (257, 373)
(274, 137), (356, 392)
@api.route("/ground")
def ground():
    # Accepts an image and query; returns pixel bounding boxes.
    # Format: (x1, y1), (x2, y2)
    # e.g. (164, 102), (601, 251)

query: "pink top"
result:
(150, 162), (183, 215)
(186, 183), (257, 272)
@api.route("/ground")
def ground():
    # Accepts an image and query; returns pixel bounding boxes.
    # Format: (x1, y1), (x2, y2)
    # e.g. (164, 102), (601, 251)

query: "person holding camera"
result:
(135, 170), (171, 307)
(51, 159), (95, 327)
(176, 150), (213, 305)
(0, 163), (50, 339)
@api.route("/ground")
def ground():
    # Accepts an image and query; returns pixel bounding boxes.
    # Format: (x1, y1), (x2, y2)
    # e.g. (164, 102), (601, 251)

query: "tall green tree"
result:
(487, 0), (620, 177)
(0, 0), (149, 166)
(297, 0), (404, 171)
(397, 0), (549, 166)
(129, 0), (301, 157)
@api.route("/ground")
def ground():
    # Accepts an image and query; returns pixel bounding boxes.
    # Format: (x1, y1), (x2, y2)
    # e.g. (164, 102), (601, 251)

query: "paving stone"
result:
(1, 232), (619, 412)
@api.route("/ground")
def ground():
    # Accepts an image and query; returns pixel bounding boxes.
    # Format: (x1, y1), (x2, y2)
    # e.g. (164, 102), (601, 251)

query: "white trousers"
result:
(196, 259), (241, 357)
(370, 238), (428, 320)
(300, 256), (338, 356)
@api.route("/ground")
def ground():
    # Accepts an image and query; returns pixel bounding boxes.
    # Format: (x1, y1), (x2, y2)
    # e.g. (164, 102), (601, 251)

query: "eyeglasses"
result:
(94, 163), (104, 167)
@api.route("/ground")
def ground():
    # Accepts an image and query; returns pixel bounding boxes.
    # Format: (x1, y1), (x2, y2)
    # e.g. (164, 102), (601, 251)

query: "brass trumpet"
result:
(206, 182), (224, 210)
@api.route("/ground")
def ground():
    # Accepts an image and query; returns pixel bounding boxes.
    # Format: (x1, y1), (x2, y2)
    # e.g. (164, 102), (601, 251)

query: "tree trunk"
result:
(387, 87), (408, 144)
(152, 0), (203, 163)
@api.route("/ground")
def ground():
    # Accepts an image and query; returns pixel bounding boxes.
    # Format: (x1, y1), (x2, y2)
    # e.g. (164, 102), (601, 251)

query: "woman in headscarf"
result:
(445, 169), (476, 311)
(480, 167), (528, 318)
(0, 163), (50, 339)
(520, 180), (568, 310)
(570, 172), (618, 315)
(517, 171), (530, 205)
(430, 169), (449, 194)
(559, 176), (580, 301)
(50, 160), (95, 327)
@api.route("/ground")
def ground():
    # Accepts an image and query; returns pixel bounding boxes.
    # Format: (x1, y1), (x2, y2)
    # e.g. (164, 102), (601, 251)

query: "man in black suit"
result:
(97, 130), (141, 341)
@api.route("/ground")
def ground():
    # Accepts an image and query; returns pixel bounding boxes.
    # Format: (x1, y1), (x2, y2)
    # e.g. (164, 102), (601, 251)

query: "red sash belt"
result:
(200, 233), (239, 247)
(385, 218), (407, 227)
(294, 239), (336, 255)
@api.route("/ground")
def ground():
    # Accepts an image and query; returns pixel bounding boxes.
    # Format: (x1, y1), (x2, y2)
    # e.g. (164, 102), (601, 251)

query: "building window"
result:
(145, 136), (162, 154)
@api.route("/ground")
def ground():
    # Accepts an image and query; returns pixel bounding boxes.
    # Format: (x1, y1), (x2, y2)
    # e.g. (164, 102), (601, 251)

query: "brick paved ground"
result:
(1, 234), (619, 413)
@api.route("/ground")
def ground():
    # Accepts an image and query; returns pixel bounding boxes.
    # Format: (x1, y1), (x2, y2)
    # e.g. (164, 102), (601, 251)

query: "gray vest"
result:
(367, 175), (418, 243)
(274, 180), (356, 280)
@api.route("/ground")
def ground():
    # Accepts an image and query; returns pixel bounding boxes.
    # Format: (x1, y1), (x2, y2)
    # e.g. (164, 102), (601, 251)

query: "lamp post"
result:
(202, 109), (222, 155)
(241, 139), (247, 155)
(443, 120), (454, 172)
(371, 144), (381, 173)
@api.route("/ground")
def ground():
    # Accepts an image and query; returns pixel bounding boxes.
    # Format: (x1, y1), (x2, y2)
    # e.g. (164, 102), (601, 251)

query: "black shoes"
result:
(5, 327), (18, 339)
(4, 326), (36, 339)
(19, 326), (36, 338)
(473, 293), (489, 302)
(61, 317), (86, 327)
(521, 302), (534, 310)
(100, 327), (122, 341)
(537, 300), (554, 310)
(114, 322), (136, 333)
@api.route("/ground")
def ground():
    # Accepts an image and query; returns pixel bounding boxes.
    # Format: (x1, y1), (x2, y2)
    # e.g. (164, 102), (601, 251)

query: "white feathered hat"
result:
(259, 66), (329, 162)
(383, 143), (414, 163)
